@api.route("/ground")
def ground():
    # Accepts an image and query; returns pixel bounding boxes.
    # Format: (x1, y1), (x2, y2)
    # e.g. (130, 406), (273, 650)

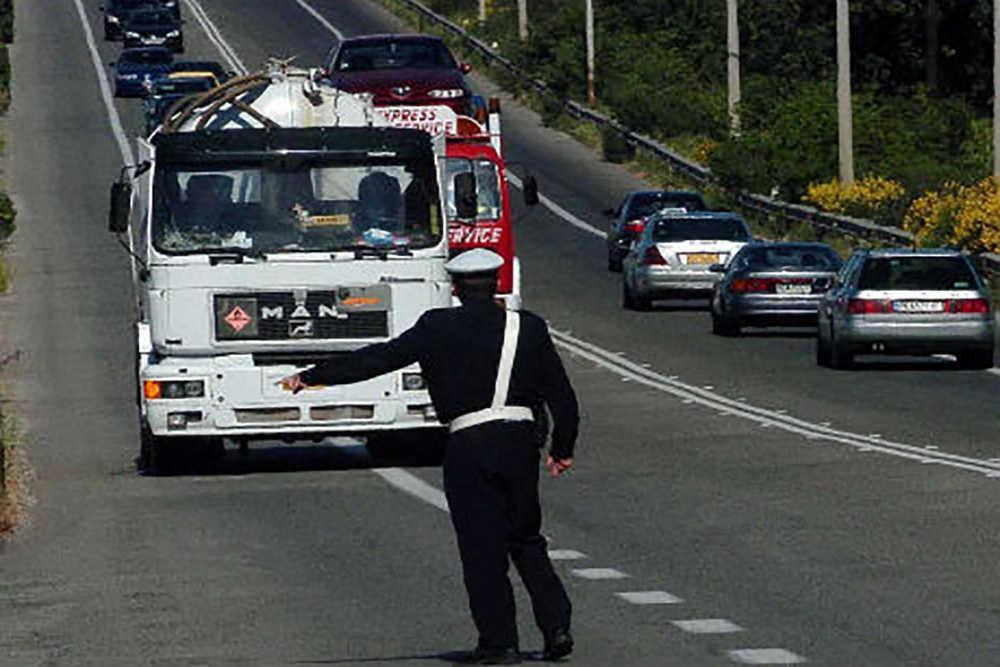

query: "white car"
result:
(622, 211), (752, 310)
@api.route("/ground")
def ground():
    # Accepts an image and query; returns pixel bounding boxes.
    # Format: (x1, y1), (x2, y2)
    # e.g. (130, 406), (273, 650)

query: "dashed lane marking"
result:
(571, 568), (629, 580)
(548, 549), (587, 560)
(373, 468), (450, 513)
(672, 619), (744, 634)
(728, 648), (807, 664)
(616, 591), (683, 605)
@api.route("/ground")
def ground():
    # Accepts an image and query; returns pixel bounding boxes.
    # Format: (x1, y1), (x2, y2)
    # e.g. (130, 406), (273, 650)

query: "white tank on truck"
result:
(108, 61), (477, 471)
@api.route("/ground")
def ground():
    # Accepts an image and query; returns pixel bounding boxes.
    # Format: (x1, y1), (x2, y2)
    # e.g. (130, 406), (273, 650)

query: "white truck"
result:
(109, 62), (478, 470)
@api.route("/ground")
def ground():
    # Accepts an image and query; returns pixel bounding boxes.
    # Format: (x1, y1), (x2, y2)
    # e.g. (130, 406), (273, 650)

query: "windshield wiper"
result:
(206, 247), (267, 265)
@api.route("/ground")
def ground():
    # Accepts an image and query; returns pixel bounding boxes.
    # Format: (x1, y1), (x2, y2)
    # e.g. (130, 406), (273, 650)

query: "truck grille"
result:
(215, 289), (390, 341)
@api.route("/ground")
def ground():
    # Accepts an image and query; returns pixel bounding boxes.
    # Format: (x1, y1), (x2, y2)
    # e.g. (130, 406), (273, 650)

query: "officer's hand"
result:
(277, 373), (307, 394)
(546, 455), (573, 478)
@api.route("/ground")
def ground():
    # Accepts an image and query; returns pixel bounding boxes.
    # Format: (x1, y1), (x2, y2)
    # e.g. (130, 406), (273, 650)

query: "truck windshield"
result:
(152, 158), (442, 254)
(444, 158), (501, 221)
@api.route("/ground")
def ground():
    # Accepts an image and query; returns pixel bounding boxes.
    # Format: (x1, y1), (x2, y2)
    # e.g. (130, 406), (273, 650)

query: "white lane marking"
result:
(672, 619), (744, 634)
(728, 648), (807, 664)
(70, 0), (134, 164)
(549, 328), (1000, 478)
(989, 368), (1000, 377)
(571, 568), (628, 580)
(616, 591), (683, 605)
(373, 468), (450, 513)
(507, 172), (607, 239)
(548, 549), (587, 560)
(183, 0), (248, 75)
(291, 0), (345, 40)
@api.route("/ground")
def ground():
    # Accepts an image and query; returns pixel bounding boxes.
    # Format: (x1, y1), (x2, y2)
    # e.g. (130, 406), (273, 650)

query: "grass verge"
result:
(0, 414), (22, 533)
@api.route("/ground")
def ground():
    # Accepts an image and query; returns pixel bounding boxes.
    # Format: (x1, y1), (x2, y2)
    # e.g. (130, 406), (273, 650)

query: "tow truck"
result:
(108, 61), (481, 471)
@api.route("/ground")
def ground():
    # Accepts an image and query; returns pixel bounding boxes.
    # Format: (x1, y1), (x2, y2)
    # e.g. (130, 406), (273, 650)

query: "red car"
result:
(323, 34), (474, 116)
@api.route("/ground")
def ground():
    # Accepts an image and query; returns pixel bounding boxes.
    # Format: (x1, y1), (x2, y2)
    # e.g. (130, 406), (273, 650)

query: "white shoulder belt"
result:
(448, 310), (534, 433)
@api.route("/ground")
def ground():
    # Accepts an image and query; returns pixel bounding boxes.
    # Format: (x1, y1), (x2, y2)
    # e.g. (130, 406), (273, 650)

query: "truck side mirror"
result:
(109, 181), (132, 234)
(522, 174), (539, 207)
(453, 172), (478, 221)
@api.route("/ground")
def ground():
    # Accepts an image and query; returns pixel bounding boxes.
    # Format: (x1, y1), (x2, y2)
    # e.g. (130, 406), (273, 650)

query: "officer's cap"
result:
(445, 248), (505, 275)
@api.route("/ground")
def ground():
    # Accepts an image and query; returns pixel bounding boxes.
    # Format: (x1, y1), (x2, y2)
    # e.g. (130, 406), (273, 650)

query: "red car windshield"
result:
(334, 40), (457, 72)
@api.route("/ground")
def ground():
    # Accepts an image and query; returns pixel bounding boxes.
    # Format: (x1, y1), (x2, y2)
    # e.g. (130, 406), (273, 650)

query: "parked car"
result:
(817, 248), (996, 369)
(121, 5), (183, 52)
(709, 242), (842, 335)
(168, 60), (233, 87)
(143, 75), (216, 134)
(101, 0), (153, 40)
(622, 211), (752, 310)
(110, 47), (174, 98)
(605, 190), (708, 271)
(322, 34), (474, 115)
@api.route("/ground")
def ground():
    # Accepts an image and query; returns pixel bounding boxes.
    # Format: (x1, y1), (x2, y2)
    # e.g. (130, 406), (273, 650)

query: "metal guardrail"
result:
(394, 0), (1000, 280)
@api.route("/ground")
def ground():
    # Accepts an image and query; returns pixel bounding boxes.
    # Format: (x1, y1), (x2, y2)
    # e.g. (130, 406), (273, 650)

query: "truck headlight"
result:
(402, 372), (426, 391)
(428, 88), (464, 99)
(144, 379), (205, 399)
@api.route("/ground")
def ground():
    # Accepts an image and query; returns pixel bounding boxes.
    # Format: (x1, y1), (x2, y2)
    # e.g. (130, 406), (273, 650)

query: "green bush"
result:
(0, 0), (11, 44)
(600, 126), (633, 164)
(0, 191), (15, 241)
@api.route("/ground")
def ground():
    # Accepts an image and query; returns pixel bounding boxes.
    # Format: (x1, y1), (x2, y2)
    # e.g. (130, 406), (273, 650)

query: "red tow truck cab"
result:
(374, 98), (524, 308)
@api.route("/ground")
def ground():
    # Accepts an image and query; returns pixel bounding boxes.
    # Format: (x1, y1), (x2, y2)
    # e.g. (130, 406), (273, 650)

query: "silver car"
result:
(622, 211), (752, 310)
(710, 242), (842, 335)
(817, 249), (996, 369)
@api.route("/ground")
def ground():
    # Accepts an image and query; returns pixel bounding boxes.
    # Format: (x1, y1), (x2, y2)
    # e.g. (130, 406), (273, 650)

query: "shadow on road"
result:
(295, 649), (552, 664)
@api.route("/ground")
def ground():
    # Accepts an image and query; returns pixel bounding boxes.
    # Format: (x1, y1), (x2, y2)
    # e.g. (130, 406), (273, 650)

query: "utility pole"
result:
(836, 0), (855, 185)
(726, 0), (741, 136)
(478, 0), (486, 25)
(585, 0), (595, 104)
(994, 0), (1000, 175)
(518, 0), (528, 41)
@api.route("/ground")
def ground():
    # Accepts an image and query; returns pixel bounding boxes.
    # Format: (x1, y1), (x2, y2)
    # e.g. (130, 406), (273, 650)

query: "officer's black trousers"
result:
(443, 421), (572, 650)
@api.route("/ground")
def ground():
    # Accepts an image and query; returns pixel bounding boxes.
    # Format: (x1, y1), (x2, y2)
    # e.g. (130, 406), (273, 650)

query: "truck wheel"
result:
(957, 348), (994, 370)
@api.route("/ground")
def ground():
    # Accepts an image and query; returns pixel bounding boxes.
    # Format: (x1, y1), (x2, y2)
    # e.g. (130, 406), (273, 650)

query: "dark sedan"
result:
(110, 47), (174, 98)
(142, 75), (216, 135)
(100, 0), (152, 40)
(604, 190), (707, 271)
(710, 242), (842, 336)
(122, 6), (183, 52)
(323, 34), (473, 116)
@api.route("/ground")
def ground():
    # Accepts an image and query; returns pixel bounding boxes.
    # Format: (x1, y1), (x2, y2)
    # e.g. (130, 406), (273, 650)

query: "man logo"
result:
(288, 320), (315, 338)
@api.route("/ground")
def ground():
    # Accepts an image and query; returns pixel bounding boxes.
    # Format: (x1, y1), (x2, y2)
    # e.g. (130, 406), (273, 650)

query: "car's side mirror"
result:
(109, 180), (132, 234)
(459, 62), (472, 74)
(453, 172), (477, 221)
(708, 263), (726, 273)
(522, 174), (539, 207)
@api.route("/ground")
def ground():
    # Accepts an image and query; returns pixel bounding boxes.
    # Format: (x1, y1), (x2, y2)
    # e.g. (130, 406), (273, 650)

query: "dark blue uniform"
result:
(301, 298), (578, 652)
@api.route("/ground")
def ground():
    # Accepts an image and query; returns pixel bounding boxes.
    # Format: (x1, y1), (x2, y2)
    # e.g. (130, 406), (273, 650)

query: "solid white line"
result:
(373, 468), (450, 513)
(70, 0), (134, 164)
(728, 648), (807, 665)
(571, 567), (628, 580)
(548, 549), (587, 560)
(508, 172), (607, 239)
(550, 328), (1000, 478)
(616, 590), (683, 605)
(672, 619), (744, 634)
(292, 0), (346, 41)
(988, 368), (1000, 377)
(183, 0), (248, 75)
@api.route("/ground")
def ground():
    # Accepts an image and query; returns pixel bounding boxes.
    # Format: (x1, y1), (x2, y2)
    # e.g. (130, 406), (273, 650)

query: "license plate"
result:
(775, 283), (812, 295)
(684, 253), (719, 265)
(893, 300), (944, 313)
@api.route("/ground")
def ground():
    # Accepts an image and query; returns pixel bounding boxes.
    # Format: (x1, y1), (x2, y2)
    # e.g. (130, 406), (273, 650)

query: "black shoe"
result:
(451, 646), (521, 665)
(542, 629), (573, 661)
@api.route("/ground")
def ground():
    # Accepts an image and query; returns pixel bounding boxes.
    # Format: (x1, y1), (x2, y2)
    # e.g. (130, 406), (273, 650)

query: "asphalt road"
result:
(0, 1), (999, 665)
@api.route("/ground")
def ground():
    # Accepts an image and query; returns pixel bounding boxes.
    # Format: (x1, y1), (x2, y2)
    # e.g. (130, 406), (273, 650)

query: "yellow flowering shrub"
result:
(903, 177), (1000, 253)
(804, 176), (907, 225)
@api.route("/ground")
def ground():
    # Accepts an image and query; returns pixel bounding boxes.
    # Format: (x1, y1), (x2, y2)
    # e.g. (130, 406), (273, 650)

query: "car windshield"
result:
(121, 49), (172, 65)
(652, 218), (749, 242)
(740, 246), (840, 271)
(335, 40), (457, 71)
(112, 0), (147, 10)
(153, 158), (443, 255)
(627, 193), (706, 219)
(858, 256), (978, 290)
(129, 10), (173, 23)
(443, 158), (501, 221)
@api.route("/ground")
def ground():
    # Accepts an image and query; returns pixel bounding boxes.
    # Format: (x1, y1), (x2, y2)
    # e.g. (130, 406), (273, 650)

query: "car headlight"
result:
(120, 73), (139, 80)
(107, 14), (120, 23)
(402, 372), (426, 391)
(428, 88), (465, 99)
(124, 31), (140, 39)
(166, 30), (180, 38)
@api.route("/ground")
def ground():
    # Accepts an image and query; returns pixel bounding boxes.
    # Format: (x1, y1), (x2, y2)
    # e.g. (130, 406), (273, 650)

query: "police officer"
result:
(280, 248), (577, 665)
